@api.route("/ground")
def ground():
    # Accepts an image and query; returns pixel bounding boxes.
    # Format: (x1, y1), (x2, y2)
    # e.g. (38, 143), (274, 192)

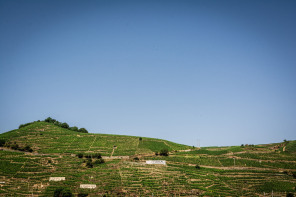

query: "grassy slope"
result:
(0, 121), (190, 156)
(286, 140), (296, 152)
(0, 122), (295, 196)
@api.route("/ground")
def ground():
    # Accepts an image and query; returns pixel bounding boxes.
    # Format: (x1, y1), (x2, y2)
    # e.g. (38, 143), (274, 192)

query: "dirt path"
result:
(199, 165), (282, 172)
(230, 155), (296, 164)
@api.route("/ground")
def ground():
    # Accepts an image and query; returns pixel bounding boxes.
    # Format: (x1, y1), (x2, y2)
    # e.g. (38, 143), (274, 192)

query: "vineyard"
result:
(0, 121), (296, 196)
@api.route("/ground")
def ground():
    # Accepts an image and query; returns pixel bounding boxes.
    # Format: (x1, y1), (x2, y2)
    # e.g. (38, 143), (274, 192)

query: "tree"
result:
(86, 158), (93, 168)
(94, 158), (105, 164)
(77, 153), (84, 158)
(93, 153), (102, 159)
(45, 117), (56, 123)
(54, 187), (73, 197)
(0, 139), (6, 147)
(24, 145), (33, 152)
(54, 121), (62, 127)
(78, 128), (88, 133)
(70, 126), (79, 132)
(78, 193), (88, 197)
(11, 143), (19, 150)
(286, 193), (294, 197)
(61, 122), (69, 129)
(159, 148), (169, 156)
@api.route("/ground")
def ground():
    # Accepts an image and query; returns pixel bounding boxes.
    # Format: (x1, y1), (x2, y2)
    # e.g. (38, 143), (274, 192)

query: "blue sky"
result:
(1, 0), (295, 147)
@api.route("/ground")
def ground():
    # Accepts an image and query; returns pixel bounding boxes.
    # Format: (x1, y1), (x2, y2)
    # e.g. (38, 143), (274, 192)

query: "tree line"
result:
(44, 117), (88, 133)
(18, 117), (88, 133)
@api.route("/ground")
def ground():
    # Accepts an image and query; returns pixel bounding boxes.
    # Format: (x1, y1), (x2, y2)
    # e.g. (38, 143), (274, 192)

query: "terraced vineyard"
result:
(0, 121), (295, 196)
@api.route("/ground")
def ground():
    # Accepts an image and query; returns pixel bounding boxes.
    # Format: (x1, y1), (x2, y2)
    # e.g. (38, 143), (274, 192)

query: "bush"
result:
(54, 121), (62, 127)
(45, 117), (56, 123)
(139, 137), (142, 141)
(86, 159), (93, 168)
(70, 126), (79, 132)
(54, 187), (73, 197)
(287, 193), (294, 197)
(94, 158), (105, 164)
(195, 164), (201, 169)
(24, 145), (33, 152)
(78, 128), (88, 133)
(61, 123), (69, 129)
(77, 153), (84, 158)
(133, 157), (140, 161)
(93, 153), (102, 159)
(11, 143), (19, 150)
(19, 122), (33, 129)
(159, 148), (169, 156)
(78, 193), (88, 197)
(0, 139), (6, 147)
(155, 152), (159, 156)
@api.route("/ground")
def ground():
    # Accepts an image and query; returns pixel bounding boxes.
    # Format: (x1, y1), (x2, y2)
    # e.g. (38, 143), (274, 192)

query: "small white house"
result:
(146, 160), (166, 165)
(49, 177), (65, 181)
(80, 184), (96, 189)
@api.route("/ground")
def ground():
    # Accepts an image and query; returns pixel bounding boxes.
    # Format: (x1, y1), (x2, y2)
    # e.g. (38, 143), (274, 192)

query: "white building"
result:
(146, 160), (166, 165)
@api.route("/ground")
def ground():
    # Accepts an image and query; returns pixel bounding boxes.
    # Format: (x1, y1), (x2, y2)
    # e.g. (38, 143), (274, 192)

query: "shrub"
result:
(78, 193), (88, 197)
(133, 157), (140, 161)
(286, 193), (294, 197)
(70, 126), (79, 132)
(94, 158), (105, 164)
(0, 139), (5, 147)
(78, 128), (88, 133)
(19, 124), (24, 129)
(11, 143), (19, 150)
(61, 123), (69, 129)
(54, 187), (73, 197)
(195, 164), (201, 169)
(77, 153), (84, 158)
(93, 153), (102, 159)
(86, 159), (93, 168)
(139, 137), (142, 141)
(18, 122), (33, 129)
(159, 148), (169, 156)
(24, 145), (33, 152)
(54, 121), (62, 127)
(155, 152), (159, 156)
(45, 117), (55, 123)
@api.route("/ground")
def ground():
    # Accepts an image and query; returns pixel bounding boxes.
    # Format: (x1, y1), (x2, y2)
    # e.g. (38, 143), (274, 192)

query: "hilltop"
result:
(0, 120), (295, 196)
(0, 120), (190, 156)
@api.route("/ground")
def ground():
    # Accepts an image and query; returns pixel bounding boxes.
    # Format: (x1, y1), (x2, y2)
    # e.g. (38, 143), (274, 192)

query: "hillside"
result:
(0, 121), (296, 196)
(0, 121), (190, 156)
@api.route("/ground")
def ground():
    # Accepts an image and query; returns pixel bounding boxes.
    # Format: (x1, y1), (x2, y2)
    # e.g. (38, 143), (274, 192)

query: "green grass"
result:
(0, 122), (190, 156)
(286, 140), (296, 153)
(0, 121), (295, 196)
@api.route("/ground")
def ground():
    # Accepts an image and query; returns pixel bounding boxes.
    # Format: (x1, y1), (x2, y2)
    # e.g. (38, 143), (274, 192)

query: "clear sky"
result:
(1, 0), (295, 147)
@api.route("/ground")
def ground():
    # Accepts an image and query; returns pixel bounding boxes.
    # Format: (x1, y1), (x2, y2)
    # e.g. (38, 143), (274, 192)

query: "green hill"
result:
(0, 120), (295, 196)
(0, 121), (190, 156)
